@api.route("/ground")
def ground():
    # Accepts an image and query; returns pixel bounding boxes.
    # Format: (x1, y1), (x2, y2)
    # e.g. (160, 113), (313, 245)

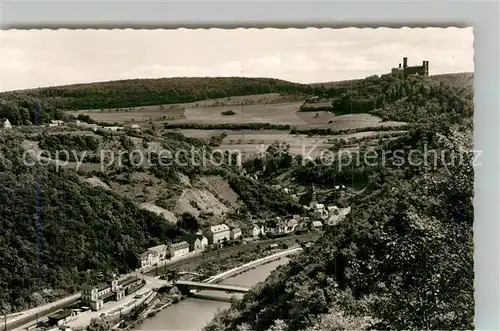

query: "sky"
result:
(0, 27), (474, 92)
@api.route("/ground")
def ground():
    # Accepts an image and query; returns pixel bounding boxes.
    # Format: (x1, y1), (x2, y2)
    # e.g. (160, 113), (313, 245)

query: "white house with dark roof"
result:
(204, 224), (230, 244)
(191, 235), (209, 251)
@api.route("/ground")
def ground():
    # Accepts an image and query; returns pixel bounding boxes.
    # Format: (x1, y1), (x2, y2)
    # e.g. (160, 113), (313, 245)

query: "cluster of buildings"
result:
(139, 224), (243, 272)
(251, 184), (352, 238)
(204, 224), (242, 244)
(309, 203), (351, 226)
(80, 275), (144, 311)
(75, 120), (141, 132)
(0, 118), (142, 132)
(249, 211), (336, 239)
(391, 56), (429, 77)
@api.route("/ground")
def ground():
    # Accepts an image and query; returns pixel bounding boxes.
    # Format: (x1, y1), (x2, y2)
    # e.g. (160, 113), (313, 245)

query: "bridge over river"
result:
(174, 280), (250, 294)
(145, 276), (249, 294)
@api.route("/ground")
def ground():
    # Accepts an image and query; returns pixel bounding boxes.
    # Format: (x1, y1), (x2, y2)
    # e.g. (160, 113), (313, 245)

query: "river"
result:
(134, 257), (290, 331)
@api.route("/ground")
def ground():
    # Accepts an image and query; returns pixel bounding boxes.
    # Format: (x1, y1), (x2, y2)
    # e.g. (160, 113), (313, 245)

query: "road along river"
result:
(134, 256), (292, 330)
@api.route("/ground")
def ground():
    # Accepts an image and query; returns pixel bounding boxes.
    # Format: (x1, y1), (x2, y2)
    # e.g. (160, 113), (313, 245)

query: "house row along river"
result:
(134, 257), (290, 331)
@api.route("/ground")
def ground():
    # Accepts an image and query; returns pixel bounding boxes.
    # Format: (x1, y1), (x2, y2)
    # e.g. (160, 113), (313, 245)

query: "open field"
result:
(68, 106), (186, 123)
(295, 113), (407, 130)
(171, 128), (408, 159)
(67, 91), (406, 133)
(170, 101), (306, 126)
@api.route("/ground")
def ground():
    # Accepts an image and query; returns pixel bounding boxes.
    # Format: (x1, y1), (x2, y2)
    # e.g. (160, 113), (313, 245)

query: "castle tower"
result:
(403, 57), (408, 68)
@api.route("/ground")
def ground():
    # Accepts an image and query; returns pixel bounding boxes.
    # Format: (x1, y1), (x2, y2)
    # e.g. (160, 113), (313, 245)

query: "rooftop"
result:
(210, 224), (229, 233)
(149, 244), (167, 253)
(99, 290), (116, 300)
(141, 250), (155, 258)
(97, 282), (110, 291)
(312, 221), (323, 227)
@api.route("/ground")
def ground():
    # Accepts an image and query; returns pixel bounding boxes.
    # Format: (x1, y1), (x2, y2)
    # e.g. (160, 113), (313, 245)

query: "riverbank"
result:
(126, 247), (302, 330)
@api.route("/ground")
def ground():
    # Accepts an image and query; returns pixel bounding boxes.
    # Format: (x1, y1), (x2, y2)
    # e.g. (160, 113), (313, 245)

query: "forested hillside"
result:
(205, 123), (474, 331)
(0, 73), (472, 126)
(314, 74), (473, 124)
(0, 126), (304, 312)
(0, 131), (188, 311)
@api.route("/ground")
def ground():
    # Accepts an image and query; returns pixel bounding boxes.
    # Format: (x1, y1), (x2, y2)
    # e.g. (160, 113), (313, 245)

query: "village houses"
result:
(102, 126), (124, 132)
(325, 206), (352, 226)
(169, 241), (190, 258)
(140, 244), (168, 270)
(230, 227), (242, 240)
(312, 220), (323, 232)
(204, 224), (231, 244)
(311, 203), (328, 219)
(263, 217), (299, 235)
(81, 275), (143, 311)
(252, 224), (264, 238)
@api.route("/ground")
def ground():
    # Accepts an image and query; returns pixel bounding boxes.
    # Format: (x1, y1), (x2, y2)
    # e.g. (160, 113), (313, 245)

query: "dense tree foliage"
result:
(330, 74), (473, 124)
(0, 74), (471, 127)
(0, 132), (187, 312)
(0, 94), (67, 125)
(226, 174), (303, 217)
(0, 72), (474, 323)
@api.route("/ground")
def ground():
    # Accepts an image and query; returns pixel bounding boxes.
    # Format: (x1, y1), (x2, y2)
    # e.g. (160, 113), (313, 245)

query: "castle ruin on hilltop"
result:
(391, 57), (429, 77)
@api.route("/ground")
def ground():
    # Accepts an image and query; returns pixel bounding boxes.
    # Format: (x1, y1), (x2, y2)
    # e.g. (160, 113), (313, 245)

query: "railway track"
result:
(146, 232), (323, 276)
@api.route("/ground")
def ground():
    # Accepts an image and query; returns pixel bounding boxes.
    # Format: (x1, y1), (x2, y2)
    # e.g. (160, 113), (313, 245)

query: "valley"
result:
(0, 70), (474, 331)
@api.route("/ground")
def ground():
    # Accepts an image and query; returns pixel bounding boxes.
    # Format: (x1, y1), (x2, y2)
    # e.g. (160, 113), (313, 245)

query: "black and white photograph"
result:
(0, 27), (474, 331)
